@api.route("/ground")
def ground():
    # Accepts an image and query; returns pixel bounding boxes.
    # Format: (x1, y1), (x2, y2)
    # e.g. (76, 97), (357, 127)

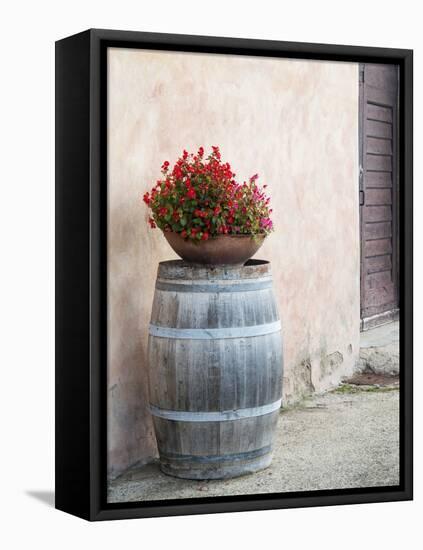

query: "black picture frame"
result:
(55, 28), (413, 521)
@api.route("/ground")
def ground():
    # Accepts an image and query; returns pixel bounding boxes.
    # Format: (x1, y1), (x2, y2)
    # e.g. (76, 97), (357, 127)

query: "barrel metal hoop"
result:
(155, 277), (273, 293)
(160, 445), (272, 464)
(149, 320), (281, 340)
(149, 398), (282, 422)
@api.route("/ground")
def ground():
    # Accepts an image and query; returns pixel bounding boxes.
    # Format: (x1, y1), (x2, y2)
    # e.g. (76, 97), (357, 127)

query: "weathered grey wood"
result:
(360, 64), (399, 321)
(365, 254), (392, 274)
(366, 188), (392, 206)
(363, 284), (396, 314)
(366, 136), (392, 155)
(152, 414), (278, 479)
(155, 278), (273, 293)
(157, 258), (272, 281)
(363, 206), (392, 223)
(367, 103), (393, 123)
(364, 221), (392, 240)
(364, 238), (392, 258)
(365, 269), (392, 291)
(366, 153), (392, 172)
(365, 171), (392, 188)
(148, 259), (283, 479)
(366, 119), (392, 139)
(364, 64), (398, 94)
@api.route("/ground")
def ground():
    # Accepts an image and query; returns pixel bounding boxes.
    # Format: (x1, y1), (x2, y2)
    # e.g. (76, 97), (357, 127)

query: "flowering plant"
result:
(142, 146), (273, 241)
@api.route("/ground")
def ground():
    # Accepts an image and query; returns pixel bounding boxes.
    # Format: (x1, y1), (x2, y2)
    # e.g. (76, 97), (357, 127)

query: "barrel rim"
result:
(157, 259), (272, 281)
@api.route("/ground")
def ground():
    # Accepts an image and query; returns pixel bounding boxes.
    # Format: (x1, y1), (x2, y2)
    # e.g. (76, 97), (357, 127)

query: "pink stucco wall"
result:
(107, 48), (360, 478)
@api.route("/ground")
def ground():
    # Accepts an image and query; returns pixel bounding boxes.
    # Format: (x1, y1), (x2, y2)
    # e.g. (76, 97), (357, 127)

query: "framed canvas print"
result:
(55, 29), (413, 521)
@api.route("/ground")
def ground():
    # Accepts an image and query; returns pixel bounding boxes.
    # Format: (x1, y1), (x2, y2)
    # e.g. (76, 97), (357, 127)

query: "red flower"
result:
(212, 146), (221, 159)
(148, 217), (156, 228)
(194, 209), (208, 218)
(142, 192), (150, 205)
(173, 165), (183, 179)
(142, 147), (273, 240)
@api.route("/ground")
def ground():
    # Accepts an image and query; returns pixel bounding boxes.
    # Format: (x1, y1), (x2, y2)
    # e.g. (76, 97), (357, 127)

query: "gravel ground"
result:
(108, 387), (399, 503)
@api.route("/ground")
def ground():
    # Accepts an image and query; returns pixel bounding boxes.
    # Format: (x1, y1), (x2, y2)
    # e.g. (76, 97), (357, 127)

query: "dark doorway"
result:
(359, 63), (400, 330)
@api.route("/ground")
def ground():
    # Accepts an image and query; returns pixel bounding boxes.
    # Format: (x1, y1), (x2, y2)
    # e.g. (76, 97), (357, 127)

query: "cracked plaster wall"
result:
(107, 48), (360, 477)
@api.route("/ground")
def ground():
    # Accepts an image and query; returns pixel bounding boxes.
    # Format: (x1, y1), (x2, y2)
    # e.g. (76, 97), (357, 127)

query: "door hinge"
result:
(359, 65), (365, 83)
(359, 190), (365, 206)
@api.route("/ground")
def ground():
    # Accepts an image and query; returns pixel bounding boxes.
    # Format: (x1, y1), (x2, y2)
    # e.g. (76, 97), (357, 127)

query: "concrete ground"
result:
(358, 321), (399, 375)
(361, 320), (399, 348)
(108, 383), (399, 503)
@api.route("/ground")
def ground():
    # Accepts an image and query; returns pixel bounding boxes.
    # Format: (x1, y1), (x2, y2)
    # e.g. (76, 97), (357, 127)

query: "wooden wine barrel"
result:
(148, 259), (283, 479)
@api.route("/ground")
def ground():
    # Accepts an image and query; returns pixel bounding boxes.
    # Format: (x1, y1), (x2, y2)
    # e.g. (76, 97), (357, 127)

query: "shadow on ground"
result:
(26, 491), (55, 508)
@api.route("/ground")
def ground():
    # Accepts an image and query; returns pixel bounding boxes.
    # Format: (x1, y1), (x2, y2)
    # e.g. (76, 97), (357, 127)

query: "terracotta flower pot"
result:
(163, 232), (266, 266)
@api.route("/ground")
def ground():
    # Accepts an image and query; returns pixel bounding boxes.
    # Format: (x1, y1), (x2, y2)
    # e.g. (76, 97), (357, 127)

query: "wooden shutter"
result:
(359, 63), (399, 323)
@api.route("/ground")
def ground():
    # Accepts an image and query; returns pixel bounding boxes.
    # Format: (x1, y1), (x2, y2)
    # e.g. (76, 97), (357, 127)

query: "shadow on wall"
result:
(107, 202), (160, 479)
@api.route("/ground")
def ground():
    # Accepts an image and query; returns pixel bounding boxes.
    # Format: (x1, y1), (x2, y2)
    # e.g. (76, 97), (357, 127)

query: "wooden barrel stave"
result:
(152, 414), (279, 479)
(149, 335), (282, 412)
(148, 260), (283, 480)
(150, 286), (278, 330)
